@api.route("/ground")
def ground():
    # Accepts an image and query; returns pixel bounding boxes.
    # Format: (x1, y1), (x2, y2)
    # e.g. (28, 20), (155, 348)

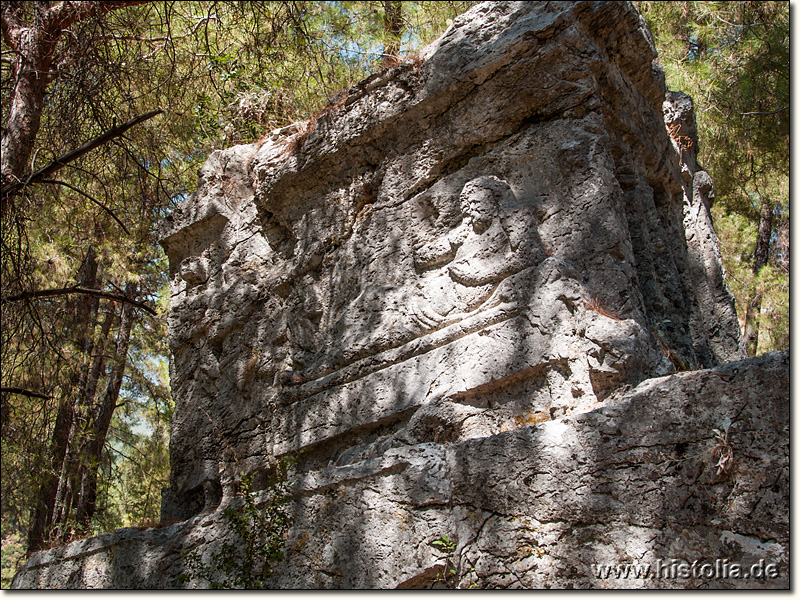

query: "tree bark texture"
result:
(1, 1), (149, 215)
(76, 282), (137, 529)
(26, 397), (73, 554)
(742, 198), (774, 356)
(382, 1), (402, 66)
(27, 246), (100, 553)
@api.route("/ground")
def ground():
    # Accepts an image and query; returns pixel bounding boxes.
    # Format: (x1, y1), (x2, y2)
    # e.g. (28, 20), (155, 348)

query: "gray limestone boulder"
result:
(12, 0), (782, 590)
(11, 351), (788, 589)
(156, 0), (746, 519)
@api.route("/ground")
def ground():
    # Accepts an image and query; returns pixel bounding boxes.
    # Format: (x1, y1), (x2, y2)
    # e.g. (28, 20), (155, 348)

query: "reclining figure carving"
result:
(412, 176), (545, 330)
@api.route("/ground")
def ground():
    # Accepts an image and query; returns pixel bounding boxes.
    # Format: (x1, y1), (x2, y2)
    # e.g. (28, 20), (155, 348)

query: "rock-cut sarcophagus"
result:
(12, 1), (788, 591)
(158, 0), (744, 522)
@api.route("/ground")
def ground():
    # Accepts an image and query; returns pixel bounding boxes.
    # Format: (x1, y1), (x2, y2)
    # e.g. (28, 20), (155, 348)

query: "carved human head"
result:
(460, 176), (506, 232)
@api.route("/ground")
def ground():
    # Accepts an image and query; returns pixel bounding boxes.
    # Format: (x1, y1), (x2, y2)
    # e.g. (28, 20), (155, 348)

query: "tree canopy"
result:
(637, 0), (789, 356)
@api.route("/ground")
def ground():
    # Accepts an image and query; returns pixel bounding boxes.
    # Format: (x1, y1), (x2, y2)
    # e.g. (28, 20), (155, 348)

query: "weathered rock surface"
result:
(13, 0), (783, 590)
(155, 0), (745, 518)
(11, 351), (788, 588)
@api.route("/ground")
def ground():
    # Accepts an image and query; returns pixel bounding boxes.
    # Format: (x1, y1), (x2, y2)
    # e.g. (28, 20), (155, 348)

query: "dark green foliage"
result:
(181, 459), (295, 589)
(637, 1), (789, 355)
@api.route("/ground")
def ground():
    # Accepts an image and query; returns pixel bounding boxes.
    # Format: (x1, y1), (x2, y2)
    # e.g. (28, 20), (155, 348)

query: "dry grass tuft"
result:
(710, 424), (734, 480)
(277, 50), (425, 157)
(585, 297), (623, 321)
(667, 122), (695, 151)
(281, 116), (317, 157)
(651, 327), (690, 372)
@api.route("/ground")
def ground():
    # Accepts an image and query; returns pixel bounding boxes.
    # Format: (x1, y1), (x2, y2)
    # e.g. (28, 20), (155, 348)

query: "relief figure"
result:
(412, 176), (544, 330)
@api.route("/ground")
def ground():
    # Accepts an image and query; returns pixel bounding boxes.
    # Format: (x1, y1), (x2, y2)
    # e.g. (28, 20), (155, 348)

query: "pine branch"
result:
(741, 107), (788, 117)
(2, 286), (158, 315)
(3, 109), (163, 201)
(1, 386), (52, 400)
(38, 179), (130, 235)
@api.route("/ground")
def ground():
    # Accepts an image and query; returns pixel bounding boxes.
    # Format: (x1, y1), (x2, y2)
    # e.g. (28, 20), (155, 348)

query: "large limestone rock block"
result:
(11, 351), (788, 588)
(154, 0), (743, 518)
(12, 1), (771, 590)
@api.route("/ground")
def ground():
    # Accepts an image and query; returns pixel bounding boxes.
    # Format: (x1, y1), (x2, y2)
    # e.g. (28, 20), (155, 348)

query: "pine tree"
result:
(637, 1), (789, 355)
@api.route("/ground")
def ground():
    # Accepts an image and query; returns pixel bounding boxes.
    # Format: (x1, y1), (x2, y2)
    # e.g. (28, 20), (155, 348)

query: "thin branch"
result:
(3, 287), (158, 316)
(46, 1), (151, 34)
(4, 109), (163, 200)
(29, 109), (164, 183)
(38, 179), (130, 235)
(741, 107), (788, 117)
(1, 386), (52, 400)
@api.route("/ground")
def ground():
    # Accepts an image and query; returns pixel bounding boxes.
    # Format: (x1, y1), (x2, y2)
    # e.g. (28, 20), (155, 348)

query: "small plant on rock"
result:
(431, 533), (458, 588)
(181, 458), (295, 589)
(710, 417), (734, 479)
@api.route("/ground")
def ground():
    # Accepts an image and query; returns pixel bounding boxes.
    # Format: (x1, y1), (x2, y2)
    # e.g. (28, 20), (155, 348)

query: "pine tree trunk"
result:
(83, 308), (116, 417)
(1, 3), (57, 211)
(26, 400), (73, 554)
(75, 283), (137, 529)
(382, 1), (403, 67)
(742, 198), (773, 356)
(27, 248), (98, 553)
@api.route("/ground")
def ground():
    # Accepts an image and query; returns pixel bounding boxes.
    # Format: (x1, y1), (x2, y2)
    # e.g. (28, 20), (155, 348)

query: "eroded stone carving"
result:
(152, 0), (747, 524)
(411, 175), (545, 331)
(11, 1), (775, 590)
